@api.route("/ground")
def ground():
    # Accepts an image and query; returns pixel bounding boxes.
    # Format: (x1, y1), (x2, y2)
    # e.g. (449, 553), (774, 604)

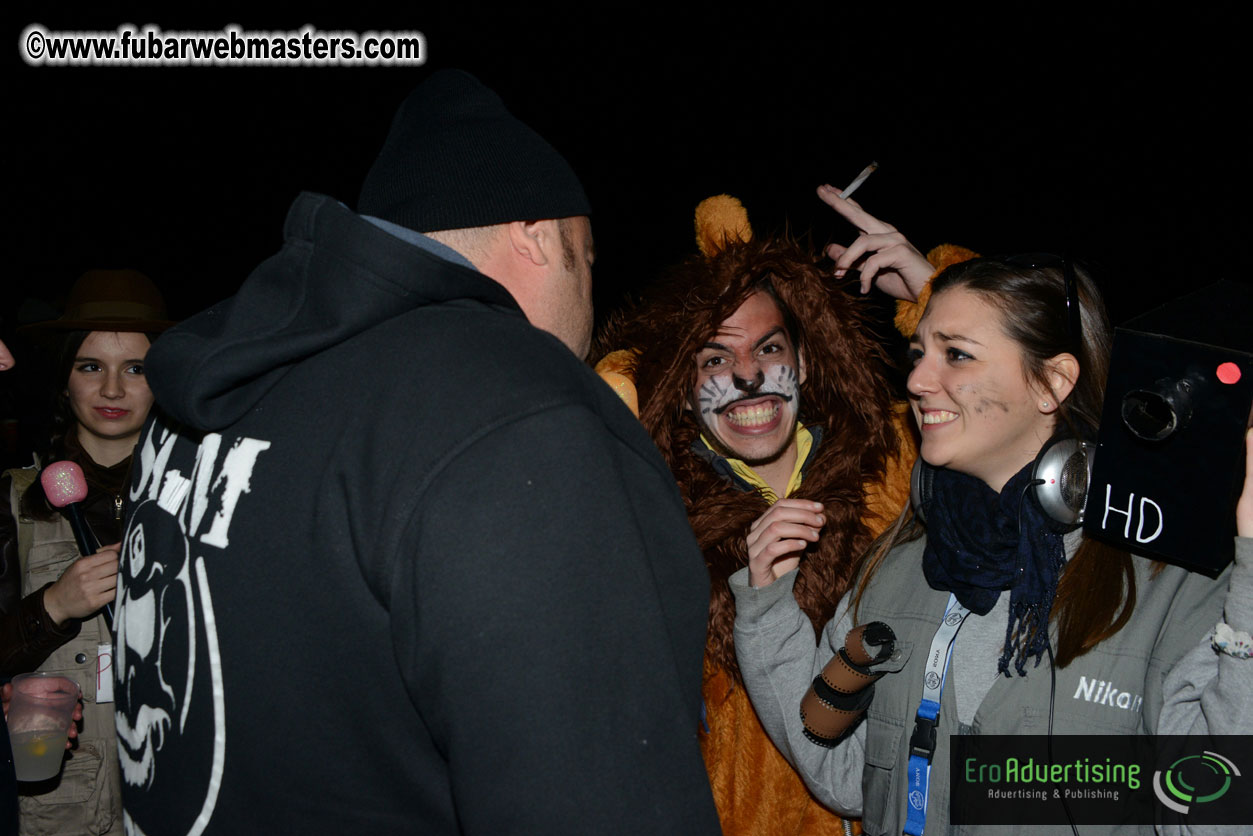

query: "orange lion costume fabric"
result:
(595, 196), (932, 835)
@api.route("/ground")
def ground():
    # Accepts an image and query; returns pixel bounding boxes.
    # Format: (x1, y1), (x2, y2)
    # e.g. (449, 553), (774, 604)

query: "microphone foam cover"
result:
(40, 461), (89, 507)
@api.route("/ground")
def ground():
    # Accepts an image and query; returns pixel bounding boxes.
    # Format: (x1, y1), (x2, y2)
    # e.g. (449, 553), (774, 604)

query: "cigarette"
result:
(839, 161), (879, 199)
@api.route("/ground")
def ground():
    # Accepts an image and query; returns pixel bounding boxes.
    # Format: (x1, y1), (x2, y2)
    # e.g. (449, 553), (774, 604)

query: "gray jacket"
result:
(732, 536), (1251, 835)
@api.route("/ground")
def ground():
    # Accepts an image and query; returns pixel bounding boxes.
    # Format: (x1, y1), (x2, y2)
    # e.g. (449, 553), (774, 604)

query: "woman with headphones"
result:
(730, 190), (1251, 835)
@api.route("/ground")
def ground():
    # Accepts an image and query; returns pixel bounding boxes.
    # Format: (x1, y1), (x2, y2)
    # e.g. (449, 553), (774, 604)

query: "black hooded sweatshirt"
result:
(114, 193), (719, 835)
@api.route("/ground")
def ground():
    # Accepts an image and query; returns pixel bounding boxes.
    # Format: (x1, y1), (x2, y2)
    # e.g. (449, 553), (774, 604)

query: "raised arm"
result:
(817, 184), (934, 301)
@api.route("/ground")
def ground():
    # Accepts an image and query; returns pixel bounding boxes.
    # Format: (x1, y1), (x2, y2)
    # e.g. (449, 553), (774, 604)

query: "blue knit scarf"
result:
(920, 463), (1069, 676)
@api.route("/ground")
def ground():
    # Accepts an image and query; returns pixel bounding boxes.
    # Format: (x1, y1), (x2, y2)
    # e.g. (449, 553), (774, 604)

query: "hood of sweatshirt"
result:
(146, 193), (521, 430)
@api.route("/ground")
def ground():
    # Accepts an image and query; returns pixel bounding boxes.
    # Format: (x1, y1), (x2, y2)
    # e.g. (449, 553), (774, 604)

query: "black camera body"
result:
(1083, 281), (1252, 576)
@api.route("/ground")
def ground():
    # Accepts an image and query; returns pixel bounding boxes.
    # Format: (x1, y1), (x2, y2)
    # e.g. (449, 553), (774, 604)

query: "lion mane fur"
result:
(596, 235), (904, 682)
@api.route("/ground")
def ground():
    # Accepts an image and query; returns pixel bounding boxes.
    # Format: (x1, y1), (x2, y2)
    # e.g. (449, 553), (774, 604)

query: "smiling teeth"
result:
(727, 402), (780, 427)
(922, 410), (958, 424)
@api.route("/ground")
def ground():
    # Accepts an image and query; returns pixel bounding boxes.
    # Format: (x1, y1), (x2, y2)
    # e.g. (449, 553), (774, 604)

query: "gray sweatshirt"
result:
(731, 536), (1251, 835)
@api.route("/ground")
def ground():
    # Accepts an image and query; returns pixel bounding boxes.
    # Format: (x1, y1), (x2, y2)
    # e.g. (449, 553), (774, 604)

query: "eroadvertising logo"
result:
(950, 736), (1251, 827)
(1152, 750), (1241, 815)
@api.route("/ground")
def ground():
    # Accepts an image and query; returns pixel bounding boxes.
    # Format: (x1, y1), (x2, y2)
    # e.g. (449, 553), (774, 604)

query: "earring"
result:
(1040, 400), (1050, 410)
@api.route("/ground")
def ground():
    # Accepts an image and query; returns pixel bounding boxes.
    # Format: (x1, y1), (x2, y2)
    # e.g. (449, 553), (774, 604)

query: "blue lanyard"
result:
(903, 593), (970, 835)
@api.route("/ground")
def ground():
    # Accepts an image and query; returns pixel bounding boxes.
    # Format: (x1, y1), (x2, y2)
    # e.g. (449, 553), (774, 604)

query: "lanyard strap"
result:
(903, 593), (970, 836)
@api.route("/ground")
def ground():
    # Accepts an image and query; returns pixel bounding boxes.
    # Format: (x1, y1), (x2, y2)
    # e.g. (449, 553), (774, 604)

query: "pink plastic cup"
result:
(6, 673), (80, 781)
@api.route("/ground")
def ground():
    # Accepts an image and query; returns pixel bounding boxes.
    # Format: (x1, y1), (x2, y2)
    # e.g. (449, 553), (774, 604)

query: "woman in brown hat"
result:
(0, 269), (172, 836)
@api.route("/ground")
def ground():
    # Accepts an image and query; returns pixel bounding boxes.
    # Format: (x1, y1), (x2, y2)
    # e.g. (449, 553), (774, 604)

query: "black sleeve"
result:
(0, 472), (20, 621)
(0, 473), (81, 677)
(390, 404), (720, 836)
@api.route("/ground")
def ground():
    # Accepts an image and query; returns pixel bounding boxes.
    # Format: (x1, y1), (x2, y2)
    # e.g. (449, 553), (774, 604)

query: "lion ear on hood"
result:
(694, 195), (753, 258)
(596, 195), (753, 421)
(594, 348), (641, 417)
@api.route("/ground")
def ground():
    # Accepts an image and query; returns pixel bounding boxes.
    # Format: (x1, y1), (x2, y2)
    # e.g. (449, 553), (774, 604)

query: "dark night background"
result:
(4, 6), (1249, 465)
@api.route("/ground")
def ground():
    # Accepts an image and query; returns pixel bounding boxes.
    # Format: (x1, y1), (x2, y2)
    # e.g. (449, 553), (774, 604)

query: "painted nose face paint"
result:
(695, 364), (802, 467)
(699, 364), (798, 418)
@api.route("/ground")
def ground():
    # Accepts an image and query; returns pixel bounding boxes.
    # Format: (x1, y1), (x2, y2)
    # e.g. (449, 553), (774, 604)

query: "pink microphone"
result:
(40, 461), (112, 623)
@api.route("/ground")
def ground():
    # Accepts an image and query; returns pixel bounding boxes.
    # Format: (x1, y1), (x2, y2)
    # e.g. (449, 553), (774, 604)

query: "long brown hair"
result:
(598, 235), (905, 681)
(855, 258), (1137, 667)
(20, 329), (155, 522)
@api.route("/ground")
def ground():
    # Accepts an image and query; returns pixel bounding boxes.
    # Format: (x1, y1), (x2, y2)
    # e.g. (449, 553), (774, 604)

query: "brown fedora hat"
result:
(20, 269), (176, 334)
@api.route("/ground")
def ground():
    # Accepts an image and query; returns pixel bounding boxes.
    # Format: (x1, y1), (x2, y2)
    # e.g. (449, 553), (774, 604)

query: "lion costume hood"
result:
(596, 195), (914, 682)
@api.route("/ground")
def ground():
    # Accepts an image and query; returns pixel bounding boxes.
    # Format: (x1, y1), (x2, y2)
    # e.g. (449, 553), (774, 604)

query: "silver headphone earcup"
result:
(1033, 438), (1095, 524)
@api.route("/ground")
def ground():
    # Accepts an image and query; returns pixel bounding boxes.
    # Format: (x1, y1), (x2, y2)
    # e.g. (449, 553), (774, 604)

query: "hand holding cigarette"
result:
(817, 165), (933, 301)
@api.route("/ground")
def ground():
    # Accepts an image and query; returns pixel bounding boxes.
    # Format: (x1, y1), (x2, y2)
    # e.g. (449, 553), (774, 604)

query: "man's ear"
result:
(504, 219), (558, 267)
(1039, 352), (1079, 413)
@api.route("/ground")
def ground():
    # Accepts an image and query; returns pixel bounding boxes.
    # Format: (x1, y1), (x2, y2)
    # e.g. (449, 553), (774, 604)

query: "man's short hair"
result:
(425, 218), (578, 271)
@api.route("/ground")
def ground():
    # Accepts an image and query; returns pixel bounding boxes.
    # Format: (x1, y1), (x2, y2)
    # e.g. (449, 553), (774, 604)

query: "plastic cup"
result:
(5, 673), (80, 782)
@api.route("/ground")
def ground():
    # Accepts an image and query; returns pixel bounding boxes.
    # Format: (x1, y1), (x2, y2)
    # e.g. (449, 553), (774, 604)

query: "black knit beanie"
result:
(358, 70), (591, 232)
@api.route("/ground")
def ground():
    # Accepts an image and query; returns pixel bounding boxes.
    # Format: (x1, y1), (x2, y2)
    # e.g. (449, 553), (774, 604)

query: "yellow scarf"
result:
(699, 423), (812, 505)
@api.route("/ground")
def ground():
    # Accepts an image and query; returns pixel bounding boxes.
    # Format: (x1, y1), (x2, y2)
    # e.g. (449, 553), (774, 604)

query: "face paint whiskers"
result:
(698, 375), (734, 417)
(700, 365), (799, 417)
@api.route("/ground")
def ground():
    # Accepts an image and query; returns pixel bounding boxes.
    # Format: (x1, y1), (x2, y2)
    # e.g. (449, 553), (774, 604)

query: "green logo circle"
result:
(1153, 751), (1240, 815)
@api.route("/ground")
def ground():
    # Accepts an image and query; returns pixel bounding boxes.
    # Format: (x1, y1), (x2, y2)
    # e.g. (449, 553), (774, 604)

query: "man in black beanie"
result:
(113, 70), (720, 835)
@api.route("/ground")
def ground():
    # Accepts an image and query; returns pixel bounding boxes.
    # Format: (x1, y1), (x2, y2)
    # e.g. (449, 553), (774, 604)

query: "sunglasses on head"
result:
(979, 252), (1083, 358)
